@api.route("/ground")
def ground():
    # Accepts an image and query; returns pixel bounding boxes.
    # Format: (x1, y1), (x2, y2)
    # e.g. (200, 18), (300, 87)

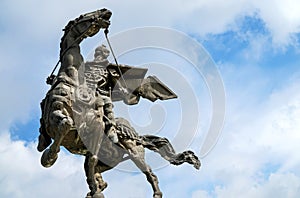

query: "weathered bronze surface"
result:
(37, 9), (200, 198)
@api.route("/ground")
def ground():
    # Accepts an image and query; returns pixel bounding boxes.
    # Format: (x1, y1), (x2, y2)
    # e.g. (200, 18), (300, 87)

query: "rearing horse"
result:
(38, 9), (201, 198)
(37, 9), (112, 196)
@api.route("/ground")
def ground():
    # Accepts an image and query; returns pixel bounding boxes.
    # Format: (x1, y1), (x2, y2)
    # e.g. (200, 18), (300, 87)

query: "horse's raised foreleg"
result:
(127, 143), (162, 198)
(85, 154), (106, 198)
(41, 108), (73, 168)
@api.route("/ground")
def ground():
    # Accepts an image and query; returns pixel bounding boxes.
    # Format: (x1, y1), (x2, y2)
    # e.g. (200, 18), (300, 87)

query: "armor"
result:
(84, 45), (119, 143)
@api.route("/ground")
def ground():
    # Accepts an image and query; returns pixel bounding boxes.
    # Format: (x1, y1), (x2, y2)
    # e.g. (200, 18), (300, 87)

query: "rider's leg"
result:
(102, 96), (118, 143)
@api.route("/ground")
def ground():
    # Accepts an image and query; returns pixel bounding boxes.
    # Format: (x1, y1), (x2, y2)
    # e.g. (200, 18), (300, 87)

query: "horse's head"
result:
(62, 8), (112, 40)
(59, 8), (112, 60)
(83, 8), (112, 37)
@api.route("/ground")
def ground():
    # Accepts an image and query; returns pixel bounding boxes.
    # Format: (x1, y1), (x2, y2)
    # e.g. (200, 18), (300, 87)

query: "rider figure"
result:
(87, 45), (120, 143)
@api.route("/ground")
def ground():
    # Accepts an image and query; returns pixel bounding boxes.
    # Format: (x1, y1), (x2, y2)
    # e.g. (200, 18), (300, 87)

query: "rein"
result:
(104, 29), (129, 92)
(46, 21), (96, 85)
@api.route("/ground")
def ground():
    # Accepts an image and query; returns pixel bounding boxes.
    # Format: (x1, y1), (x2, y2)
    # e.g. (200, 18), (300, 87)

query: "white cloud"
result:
(192, 190), (211, 198)
(183, 68), (300, 197)
(0, 132), (88, 198)
(213, 173), (300, 198)
(254, 0), (300, 47)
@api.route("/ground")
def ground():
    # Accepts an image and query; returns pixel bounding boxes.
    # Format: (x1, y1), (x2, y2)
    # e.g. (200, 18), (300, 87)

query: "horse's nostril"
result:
(99, 9), (112, 20)
(103, 13), (112, 20)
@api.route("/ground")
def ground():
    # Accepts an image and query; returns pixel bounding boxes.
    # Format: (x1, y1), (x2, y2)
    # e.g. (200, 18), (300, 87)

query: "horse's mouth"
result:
(99, 8), (112, 21)
(96, 8), (112, 30)
(86, 9), (112, 37)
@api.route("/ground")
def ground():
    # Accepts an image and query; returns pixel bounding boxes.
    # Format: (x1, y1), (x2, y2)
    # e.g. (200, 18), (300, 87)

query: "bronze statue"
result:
(37, 9), (200, 198)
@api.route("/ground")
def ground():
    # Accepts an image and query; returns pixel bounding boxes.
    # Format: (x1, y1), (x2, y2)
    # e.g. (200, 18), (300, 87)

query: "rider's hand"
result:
(120, 87), (129, 95)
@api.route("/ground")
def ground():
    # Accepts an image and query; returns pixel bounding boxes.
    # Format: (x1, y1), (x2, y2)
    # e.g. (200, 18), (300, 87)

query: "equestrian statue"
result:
(37, 8), (200, 198)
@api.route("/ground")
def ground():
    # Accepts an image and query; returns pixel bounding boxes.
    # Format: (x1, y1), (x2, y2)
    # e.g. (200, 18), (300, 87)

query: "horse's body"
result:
(38, 9), (200, 198)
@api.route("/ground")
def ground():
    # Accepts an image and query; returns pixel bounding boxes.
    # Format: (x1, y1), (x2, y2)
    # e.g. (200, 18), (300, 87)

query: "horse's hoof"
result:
(85, 192), (92, 198)
(92, 192), (104, 198)
(153, 191), (163, 198)
(86, 191), (104, 198)
(41, 149), (58, 168)
(99, 182), (108, 191)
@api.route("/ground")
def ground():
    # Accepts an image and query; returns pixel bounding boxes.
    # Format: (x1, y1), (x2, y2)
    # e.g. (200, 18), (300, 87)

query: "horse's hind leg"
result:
(41, 108), (73, 168)
(129, 144), (162, 198)
(84, 154), (106, 198)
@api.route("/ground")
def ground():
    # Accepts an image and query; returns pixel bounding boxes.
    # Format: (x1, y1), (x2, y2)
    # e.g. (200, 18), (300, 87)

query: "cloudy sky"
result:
(1, 0), (300, 198)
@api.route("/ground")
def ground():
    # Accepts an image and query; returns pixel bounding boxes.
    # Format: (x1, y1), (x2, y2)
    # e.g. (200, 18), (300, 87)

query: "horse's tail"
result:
(141, 135), (201, 170)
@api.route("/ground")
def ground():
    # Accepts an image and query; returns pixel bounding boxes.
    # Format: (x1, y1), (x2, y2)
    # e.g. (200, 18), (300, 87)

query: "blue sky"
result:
(1, 0), (300, 198)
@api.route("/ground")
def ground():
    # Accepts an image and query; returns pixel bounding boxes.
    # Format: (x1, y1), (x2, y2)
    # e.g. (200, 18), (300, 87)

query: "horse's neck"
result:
(56, 16), (100, 87)
(57, 34), (83, 86)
